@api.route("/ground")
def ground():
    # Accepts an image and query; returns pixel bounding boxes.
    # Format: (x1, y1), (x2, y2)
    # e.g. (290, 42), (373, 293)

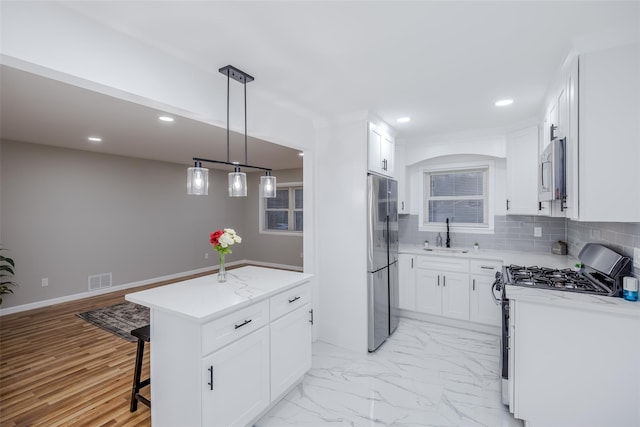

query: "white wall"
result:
(314, 114), (369, 353)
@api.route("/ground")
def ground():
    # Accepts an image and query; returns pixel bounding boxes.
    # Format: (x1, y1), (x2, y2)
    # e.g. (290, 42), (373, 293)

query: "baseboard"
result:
(0, 260), (303, 316)
(398, 309), (500, 336)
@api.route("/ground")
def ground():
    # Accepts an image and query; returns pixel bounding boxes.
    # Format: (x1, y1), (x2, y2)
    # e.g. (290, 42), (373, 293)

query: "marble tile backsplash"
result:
(398, 215), (567, 253)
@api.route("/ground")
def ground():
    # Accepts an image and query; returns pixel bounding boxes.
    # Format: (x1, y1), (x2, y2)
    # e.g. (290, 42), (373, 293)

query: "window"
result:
(421, 164), (492, 231)
(262, 183), (303, 234)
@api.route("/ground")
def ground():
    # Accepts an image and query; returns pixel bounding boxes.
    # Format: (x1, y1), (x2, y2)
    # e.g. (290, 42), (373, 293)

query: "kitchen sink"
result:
(424, 248), (469, 254)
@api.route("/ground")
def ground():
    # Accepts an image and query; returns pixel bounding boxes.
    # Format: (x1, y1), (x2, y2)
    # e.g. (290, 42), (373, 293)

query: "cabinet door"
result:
(380, 134), (394, 176)
(398, 254), (416, 311)
(506, 126), (539, 215)
(416, 269), (441, 315)
(202, 327), (270, 427)
(395, 144), (408, 214)
(470, 275), (501, 326)
(441, 272), (470, 320)
(270, 304), (312, 400)
(368, 126), (383, 175)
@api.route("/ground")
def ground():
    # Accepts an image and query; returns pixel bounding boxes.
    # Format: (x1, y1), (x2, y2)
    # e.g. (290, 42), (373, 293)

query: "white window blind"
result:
(423, 168), (488, 226)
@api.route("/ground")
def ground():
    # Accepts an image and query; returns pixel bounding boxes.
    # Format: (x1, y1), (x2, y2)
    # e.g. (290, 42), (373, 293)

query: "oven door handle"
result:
(491, 272), (503, 305)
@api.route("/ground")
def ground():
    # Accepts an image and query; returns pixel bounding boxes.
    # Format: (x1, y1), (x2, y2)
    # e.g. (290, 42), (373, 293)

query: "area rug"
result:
(76, 301), (150, 342)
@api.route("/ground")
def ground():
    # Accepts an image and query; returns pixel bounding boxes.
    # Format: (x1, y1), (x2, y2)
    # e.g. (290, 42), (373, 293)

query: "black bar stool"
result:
(130, 324), (151, 412)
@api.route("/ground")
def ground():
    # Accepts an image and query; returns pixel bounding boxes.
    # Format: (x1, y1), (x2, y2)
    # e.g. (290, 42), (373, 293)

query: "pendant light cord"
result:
(226, 72), (230, 164)
(244, 81), (248, 165)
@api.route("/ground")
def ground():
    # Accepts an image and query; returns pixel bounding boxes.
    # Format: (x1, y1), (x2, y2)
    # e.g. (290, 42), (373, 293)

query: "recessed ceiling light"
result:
(495, 99), (514, 107)
(396, 117), (411, 123)
(158, 115), (174, 122)
(88, 136), (102, 143)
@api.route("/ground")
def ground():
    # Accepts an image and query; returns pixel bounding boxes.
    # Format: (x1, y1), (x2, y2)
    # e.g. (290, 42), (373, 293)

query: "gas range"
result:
(504, 265), (613, 295)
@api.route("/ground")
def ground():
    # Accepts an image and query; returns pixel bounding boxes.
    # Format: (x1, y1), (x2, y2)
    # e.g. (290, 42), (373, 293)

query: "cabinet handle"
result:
(506, 199), (510, 211)
(411, 258), (414, 268)
(473, 279), (476, 291)
(288, 296), (301, 304)
(443, 276), (446, 287)
(208, 366), (213, 390)
(309, 309), (314, 325)
(401, 201), (404, 211)
(234, 319), (252, 329)
(437, 275), (440, 286)
(538, 201), (543, 211)
(480, 266), (495, 270)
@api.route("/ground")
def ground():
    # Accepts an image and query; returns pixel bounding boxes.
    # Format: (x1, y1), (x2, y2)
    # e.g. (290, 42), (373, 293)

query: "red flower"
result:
(210, 230), (224, 247)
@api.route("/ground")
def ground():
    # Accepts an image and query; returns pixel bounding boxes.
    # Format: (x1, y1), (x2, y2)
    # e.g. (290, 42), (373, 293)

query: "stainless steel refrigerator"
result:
(367, 174), (399, 352)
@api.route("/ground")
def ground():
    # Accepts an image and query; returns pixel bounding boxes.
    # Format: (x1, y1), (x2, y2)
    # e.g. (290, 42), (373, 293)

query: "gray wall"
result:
(0, 141), (303, 309)
(243, 169), (303, 266)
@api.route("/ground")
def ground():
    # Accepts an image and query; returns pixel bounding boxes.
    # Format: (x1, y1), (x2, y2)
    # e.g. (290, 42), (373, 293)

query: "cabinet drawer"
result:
(417, 256), (469, 272)
(270, 282), (311, 321)
(202, 300), (269, 356)
(470, 260), (503, 276)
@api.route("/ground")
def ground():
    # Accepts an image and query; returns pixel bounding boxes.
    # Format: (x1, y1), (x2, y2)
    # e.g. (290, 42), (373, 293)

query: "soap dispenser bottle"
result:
(436, 233), (443, 247)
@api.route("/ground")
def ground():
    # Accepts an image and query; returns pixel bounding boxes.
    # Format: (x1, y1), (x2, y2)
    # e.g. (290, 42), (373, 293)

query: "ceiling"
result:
(1, 1), (639, 166)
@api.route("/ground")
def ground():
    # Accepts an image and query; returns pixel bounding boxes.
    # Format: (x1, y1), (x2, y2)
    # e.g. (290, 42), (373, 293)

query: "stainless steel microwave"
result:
(538, 138), (566, 202)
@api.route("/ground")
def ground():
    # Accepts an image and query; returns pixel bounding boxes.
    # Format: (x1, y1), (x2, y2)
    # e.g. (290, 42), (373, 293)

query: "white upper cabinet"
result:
(575, 43), (640, 222)
(395, 143), (408, 214)
(505, 126), (539, 215)
(368, 122), (395, 177)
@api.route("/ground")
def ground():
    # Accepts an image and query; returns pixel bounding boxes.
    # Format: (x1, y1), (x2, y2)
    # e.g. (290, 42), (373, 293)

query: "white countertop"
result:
(506, 285), (640, 318)
(399, 244), (577, 269)
(126, 266), (313, 323)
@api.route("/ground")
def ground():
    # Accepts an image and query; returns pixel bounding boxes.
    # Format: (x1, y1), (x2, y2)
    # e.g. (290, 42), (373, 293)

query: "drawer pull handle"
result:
(480, 266), (495, 270)
(208, 366), (213, 390)
(473, 279), (476, 291)
(309, 309), (314, 325)
(288, 296), (301, 304)
(234, 319), (252, 329)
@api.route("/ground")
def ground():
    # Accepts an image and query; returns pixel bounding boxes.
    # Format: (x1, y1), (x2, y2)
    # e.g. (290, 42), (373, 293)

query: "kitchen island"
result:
(126, 266), (314, 427)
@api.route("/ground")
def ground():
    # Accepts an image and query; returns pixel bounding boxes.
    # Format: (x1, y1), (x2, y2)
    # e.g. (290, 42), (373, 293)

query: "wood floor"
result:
(0, 268), (227, 427)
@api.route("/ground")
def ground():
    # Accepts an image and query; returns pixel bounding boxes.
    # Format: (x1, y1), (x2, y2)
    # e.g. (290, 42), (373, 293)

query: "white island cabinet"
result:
(126, 266), (313, 427)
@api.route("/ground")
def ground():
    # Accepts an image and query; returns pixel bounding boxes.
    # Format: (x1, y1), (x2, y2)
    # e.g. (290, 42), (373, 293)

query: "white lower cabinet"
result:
(469, 260), (502, 326)
(398, 254), (417, 310)
(415, 256), (470, 320)
(202, 327), (270, 427)
(270, 303), (312, 399)
(400, 254), (502, 327)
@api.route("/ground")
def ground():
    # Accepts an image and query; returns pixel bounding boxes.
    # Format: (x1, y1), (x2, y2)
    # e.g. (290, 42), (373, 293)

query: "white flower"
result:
(219, 233), (235, 248)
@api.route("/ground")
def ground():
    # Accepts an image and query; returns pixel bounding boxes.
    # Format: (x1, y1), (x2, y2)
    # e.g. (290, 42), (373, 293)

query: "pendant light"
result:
(187, 65), (276, 198)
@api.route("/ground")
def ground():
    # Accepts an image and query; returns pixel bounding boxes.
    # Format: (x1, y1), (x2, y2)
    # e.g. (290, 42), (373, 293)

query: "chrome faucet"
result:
(446, 218), (451, 248)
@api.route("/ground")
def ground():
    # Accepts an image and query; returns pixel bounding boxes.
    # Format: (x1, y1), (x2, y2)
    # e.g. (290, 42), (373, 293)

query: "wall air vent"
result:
(88, 273), (112, 291)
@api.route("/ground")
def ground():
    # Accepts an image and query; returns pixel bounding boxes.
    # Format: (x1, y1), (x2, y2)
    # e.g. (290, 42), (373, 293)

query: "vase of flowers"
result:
(210, 228), (242, 282)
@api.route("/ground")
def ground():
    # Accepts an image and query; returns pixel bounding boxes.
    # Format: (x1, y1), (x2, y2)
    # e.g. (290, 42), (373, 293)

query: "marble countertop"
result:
(126, 266), (313, 323)
(399, 244), (577, 269)
(506, 285), (640, 317)
(400, 244), (640, 315)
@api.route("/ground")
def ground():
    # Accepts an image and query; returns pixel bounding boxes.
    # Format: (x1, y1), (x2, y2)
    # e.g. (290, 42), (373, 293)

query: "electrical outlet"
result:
(591, 229), (602, 240)
(534, 227), (542, 237)
(205, 252), (209, 260)
(634, 248), (640, 269)
(42, 278), (49, 287)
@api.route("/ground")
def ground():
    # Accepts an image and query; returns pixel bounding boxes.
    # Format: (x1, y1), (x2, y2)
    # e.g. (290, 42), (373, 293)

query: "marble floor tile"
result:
(256, 318), (522, 427)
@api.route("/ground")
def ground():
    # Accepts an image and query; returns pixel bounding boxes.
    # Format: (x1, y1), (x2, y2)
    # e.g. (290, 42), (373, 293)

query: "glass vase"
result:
(218, 252), (226, 283)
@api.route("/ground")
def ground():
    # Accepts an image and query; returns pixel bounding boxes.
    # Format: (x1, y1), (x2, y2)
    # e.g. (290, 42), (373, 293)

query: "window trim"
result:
(418, 161), (495, 234)
(259, 181), (303, 236)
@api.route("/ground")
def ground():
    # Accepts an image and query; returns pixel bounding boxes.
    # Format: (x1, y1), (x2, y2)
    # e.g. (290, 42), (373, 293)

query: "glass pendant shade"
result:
(228, 169), (247, 197)
(261, 174), (277, 198)
(187, 166), (209, 195)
